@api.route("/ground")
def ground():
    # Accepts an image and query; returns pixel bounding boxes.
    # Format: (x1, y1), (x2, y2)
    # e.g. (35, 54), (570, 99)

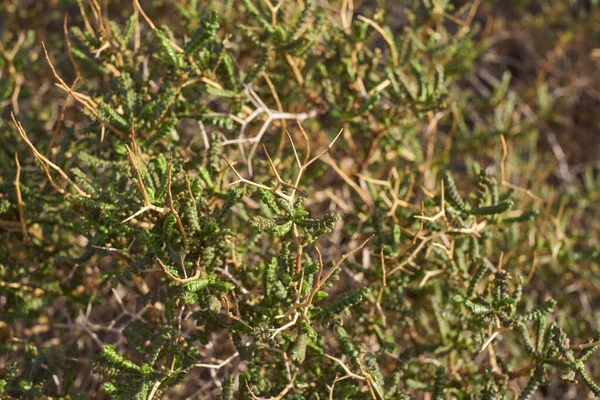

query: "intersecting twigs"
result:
(387, 178), (490, 278)
(223, 136), (303, 272)
(289, 126), (343, 272)
(77, 0), (107, 41)
(219, 87), (319, 174)
(223, 156), (295, 203)
(277, 234), (375, 321)
(323, 353), (382, 400)
(269, 236), (374, 339)
(414, 180), (447, 224)
(260, 0), (286, 25)
(226, 124), (350, 338)
(262, 144), (307, 197)
(287, 126), (344, 202)
(269, 311), (299, 340)
(12, 113), (91, 199)
(221, 293), (254, 331)
(122, 144), (168, 223)
(222, 88), (319, 148)
(388, 229), (442, 278)
(357, 167), (421, 217)
(322, 152), (374, 207)
(479, 325), (513, 354)
(224, 126), (343, 204)
(357, 358), (385, 400)
(323, 354), (365, 381)
(42, 42), (126, 140)
(156, 257), (201, 283)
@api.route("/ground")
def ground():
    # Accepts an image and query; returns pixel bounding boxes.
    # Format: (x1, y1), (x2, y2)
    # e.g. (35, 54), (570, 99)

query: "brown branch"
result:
(0, 32), (25, 114)
(223, 156), (294, 202)
(42, 42), (126, 139)
(221, 293), (254, 331)
(12, 113), (91, 198)
(46, 76), (79, 158)
(133, 0), (184, 52)
(156, 257), (201, 283)
(322, 153), (373, 207)
(167, 155), (187, 243)
(281, 234), (375, 318)
(63, 14), (82, 82)
(122, 144), (167, 222)
(13, 153), (28, 242)
(375, 249), (386, 326)
(75, 0), (97, 39)
(323, 353), (365, 381)
(261, 144), (307, 196)
(125, 145), (151, 206)
(388, 231), (443, 276)
(246, 371), (298, 400)
(356, 15), (398, 68)
(571, 339), (600, 351)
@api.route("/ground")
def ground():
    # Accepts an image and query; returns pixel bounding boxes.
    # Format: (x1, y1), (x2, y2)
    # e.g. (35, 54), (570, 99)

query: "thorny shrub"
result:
(1, 0), (600, 399)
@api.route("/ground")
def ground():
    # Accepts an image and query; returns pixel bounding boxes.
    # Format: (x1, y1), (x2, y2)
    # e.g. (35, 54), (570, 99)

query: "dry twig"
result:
(13, 153), (28, 242)
(12, 113), (91, 199)
(156, 257), (201, 283)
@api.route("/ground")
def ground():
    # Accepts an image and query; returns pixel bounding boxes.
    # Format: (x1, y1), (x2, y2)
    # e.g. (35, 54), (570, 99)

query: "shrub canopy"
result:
(1, 1), (600, 399)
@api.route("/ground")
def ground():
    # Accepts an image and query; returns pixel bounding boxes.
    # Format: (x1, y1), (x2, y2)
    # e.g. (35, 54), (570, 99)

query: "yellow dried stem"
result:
(283, 234), (374, 318)
(75, 0), (97, 39)
(122, 145), (167, 223)
(133, 0), (184, 52)
(375, 249), (387, 326)
(357, 15), (398, 68)
(13, 153), (28, 242)
(156, 257), (201, 283)
(12, 113), (91, 199)
(42, 42), (126, 139)
(46, 76), (79, 158)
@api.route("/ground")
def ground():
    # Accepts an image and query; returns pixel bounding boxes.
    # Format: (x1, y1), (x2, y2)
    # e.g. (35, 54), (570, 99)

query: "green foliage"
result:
(1, 0), (600, 398)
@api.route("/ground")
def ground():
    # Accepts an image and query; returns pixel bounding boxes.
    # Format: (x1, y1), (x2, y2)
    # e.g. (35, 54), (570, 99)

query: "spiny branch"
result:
(156, 257), (201, 283)
(12, 113), (91, 199)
